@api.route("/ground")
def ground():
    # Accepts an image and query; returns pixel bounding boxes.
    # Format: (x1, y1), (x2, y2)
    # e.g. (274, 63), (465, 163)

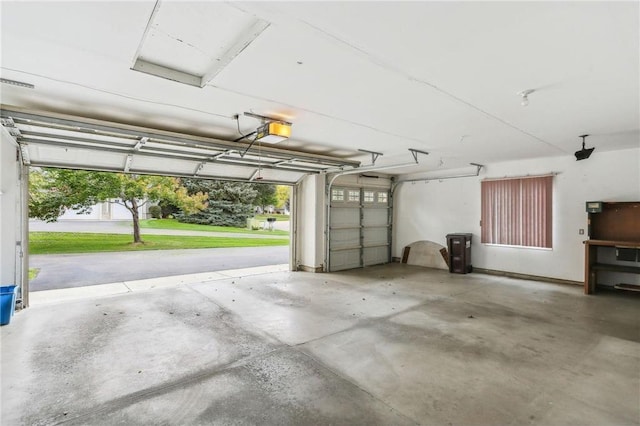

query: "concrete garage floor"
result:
(1, 265), (639, 425)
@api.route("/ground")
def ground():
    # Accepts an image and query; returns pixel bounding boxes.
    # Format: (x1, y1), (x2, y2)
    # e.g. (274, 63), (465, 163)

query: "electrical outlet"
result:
(579, 229), (584, 235)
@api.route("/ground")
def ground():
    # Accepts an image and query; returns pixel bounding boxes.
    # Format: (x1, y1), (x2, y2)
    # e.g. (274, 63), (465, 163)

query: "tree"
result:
(253, 184), (277, 212)
(29, 168), (207, 243)
(177, 179), (258, 227)
(275, 185), (291, 211)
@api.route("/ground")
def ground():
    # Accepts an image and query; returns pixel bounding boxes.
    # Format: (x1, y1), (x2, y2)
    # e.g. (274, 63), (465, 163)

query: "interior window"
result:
(481, 176), (552, 248)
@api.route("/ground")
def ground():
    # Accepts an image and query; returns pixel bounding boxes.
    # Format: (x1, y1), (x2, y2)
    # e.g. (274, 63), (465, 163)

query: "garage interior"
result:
(0, 2), (639, 425)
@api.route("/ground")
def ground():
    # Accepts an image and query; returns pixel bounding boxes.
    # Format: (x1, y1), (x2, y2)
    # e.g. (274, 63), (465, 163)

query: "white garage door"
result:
(328, 186), (391, 272)
(0, 107), (360, 185)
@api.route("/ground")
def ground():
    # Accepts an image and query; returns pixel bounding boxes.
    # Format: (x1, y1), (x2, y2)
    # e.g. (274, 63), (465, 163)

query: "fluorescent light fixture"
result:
(255, 122), (291, 144)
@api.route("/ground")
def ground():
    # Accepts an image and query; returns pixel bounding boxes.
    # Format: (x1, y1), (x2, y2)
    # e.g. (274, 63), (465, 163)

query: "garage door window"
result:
(332, 189), (344, 202)
(363, 191), (375, 203)
(348, 190), (360, 202)
(377, 192), (388, 204)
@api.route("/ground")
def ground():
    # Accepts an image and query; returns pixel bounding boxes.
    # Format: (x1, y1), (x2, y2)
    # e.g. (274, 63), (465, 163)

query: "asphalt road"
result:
(29, 220), (290, 291)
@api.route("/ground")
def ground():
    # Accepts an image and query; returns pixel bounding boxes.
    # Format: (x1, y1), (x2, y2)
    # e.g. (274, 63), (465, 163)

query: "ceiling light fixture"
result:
(518, 89), (534, 106)
(255, 121), (291, 144)
(237, 112), (292, 145)
(236, 112), (293, 158)
(574, 134), (595, 161)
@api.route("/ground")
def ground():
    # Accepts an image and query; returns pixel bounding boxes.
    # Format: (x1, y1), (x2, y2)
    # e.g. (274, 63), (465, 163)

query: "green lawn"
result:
(139, 219), (289, 235)
(29, 268), (39, 280)
(30, 232), (289, 255)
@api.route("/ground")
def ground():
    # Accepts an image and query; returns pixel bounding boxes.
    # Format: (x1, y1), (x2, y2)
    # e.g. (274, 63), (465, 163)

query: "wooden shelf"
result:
(584, 240), (640, 248)
(592, 263), (640, 274)
(584, 202), (640, 295)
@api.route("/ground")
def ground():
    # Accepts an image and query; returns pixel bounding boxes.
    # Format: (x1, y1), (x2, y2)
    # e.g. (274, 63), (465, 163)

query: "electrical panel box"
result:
(585, 201), (603, 213)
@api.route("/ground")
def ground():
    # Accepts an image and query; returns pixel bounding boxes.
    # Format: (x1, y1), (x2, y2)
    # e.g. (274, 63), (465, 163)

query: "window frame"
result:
(331, 188), (344, 202)
(377, 191), (388, 204)
(363, 190), (375, 203)
(347, 189), (360, 202)
(480, 175), (553, 249)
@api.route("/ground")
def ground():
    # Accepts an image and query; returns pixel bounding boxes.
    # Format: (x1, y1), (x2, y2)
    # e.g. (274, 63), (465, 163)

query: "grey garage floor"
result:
(1, 265), (639, 425)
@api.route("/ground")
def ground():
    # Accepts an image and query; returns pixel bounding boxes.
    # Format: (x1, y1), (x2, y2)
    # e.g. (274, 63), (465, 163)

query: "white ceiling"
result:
(1, 1), (638, 176)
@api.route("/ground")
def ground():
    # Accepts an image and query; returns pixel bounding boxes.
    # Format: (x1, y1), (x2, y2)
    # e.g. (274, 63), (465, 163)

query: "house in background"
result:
(58, 200), (149, 221)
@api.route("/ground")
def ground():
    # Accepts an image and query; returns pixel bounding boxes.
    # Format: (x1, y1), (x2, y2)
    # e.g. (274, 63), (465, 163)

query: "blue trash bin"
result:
(0, 285), (18, 326)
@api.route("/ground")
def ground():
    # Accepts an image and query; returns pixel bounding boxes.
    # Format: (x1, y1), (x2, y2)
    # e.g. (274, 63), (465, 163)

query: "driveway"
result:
(29, 220), (290, 291)
(30, 246), (290, 291)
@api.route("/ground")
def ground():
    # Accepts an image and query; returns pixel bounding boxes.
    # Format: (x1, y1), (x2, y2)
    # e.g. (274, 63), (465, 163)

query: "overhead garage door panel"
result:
(328, 188), (361, 271)
(199, 163), (255, 180)
(362, 196), (389, 266)
(363, 246), (388, 266)
(363, 228), (387, 246)
(328, 186), (391, 272)
(29, 144), (127, 168)
(330, 228), (360, 249)
(330, 207), (359, 228)
(330, 249), (360, 272)
(250, 168), (306, 183)
(363, 208), (387, 227)
(1, 108), (361, 185)
(132, 155), (200, 175)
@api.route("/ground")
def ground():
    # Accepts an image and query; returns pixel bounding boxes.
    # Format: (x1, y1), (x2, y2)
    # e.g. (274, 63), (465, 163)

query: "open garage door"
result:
(1, 106), (361, 306)
(328, 176), (392, 272)
(0, 107), (359, 185)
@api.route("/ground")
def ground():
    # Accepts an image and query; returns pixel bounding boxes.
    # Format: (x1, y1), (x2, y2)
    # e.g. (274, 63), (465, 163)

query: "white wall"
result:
(58, 200), (147, 220)
(58, 205), (102, 220)
(394, 148), (640, 282)
(295, 174), (326, 271)
(0, 128), (21, 286)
